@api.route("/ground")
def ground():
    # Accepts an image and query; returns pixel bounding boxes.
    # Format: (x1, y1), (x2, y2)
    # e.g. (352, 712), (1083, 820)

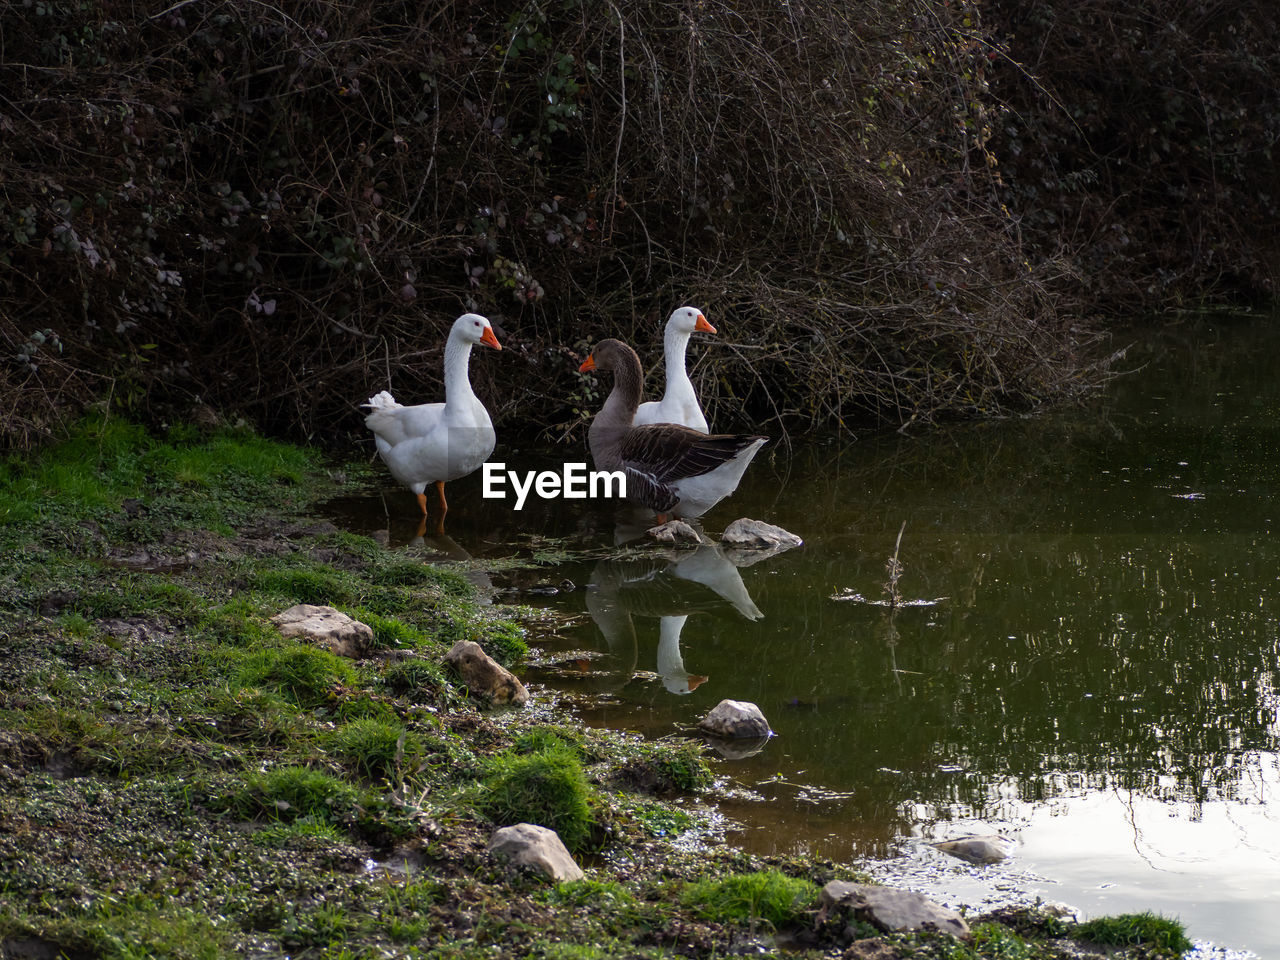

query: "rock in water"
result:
(697, 699), (772, 739)
(932, 835), (1015, 864)
(646, 519), (707, 543)
(819, 881), (970, 939)
(271, 604), (373, 658)
(444, 640), (529, 706)
(720, 518), (803, 548)
(487, 823), (584, 882)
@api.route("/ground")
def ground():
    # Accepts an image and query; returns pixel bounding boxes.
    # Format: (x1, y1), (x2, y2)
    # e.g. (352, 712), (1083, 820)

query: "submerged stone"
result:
(271, 603), (373, 658)
(932, 834), (1015, 864)
(487, 823), (584, 882)
(444, 640), (529, 706)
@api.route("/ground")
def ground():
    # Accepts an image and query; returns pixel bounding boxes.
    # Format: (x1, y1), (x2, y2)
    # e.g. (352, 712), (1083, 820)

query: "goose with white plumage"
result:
(362, 312), (501, 534)
(633, 306), (717, 433)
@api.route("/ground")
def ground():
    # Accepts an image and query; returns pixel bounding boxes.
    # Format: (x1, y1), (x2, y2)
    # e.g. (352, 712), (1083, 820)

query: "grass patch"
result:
(611, 740), (713, 795)
(681, 869), (819, 930)
(0, 416), (326, 540)
(252, 815), (347, 848)
(74, 577), (201, 619)
(618, 796), (694, 840)
(347, 607), (431, 650)
(1075, 912), (1193, 956)
(326, 718), (422, 780)
(234, 765), (362, 823)
(367, 560), (463, 588)
(198, 686), (308, 747)
(382, 657), (452, 701)
(11, 899), (232, 960)
(234, 645), (356, 708)
(54, 611), (97, 638)
(194, 599), (281, 648)
(252, 566), (358, 606)
(475, 739), (597, 853)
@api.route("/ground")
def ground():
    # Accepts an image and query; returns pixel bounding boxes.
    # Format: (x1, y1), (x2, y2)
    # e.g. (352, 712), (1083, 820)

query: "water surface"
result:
(337, 315), (1280, 957)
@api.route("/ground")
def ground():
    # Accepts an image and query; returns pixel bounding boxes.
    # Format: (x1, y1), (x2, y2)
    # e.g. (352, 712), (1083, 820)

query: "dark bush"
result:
(2, 1), (1273, 452)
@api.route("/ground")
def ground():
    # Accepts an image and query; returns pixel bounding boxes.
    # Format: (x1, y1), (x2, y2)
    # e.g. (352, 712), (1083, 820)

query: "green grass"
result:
(252, 566), (359, 606)
(193, 600), (280, 648)
(382, 657), (452, 700)
(234, 765), (362, 823)
(680, 869), (819, 930)
(251, 815), (347, 848)
(1, 889), (232, 960)
(475, 740), (597, 853)
(326, 717), (422, 780)
(234, 645), (357, 707)
(937, 922), (1036, 960)
(1075, 912), (1193, 956)
(0, 415), (319, 538)
(54, 611), (97, 638)
(348, 607), (431, 649)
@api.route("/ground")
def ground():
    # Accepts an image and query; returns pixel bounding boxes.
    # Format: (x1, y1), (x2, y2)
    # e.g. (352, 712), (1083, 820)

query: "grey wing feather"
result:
(620, 425), (766, 483)
(623, 466), (680, 512)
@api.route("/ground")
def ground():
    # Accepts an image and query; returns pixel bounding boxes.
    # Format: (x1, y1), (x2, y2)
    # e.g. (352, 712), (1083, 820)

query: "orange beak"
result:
(695, 313), (716, 334)
(578, 355), (596, 372)
(480, 326), (502, 350)
(687, 674), (709, 692)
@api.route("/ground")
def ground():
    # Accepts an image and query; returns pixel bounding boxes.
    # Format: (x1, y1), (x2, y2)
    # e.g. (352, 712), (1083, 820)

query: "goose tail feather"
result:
(361, 390), (400, 411)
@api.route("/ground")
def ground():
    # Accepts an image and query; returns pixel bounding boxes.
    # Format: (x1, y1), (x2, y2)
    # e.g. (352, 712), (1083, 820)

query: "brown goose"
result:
(578, 339), (766, 519)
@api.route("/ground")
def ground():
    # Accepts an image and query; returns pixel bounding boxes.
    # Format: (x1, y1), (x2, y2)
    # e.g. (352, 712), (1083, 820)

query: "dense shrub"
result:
(2, 1), (1274, 451)
(986, 0), (1280, 308)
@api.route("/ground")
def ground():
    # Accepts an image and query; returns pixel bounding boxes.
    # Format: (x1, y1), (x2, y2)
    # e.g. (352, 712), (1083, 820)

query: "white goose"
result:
(362, 313), (501, 534)
(633, 306), (716, 433)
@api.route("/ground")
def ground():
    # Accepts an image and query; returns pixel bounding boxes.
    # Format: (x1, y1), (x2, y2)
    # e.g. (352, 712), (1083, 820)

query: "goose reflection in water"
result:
(404, 527), (495, 597)
(585, 542), (763, 695)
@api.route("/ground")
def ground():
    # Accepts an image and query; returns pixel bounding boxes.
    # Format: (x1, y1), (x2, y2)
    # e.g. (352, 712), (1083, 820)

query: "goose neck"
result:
(443, 334), (477, 403)
(663, 324), (692, 383)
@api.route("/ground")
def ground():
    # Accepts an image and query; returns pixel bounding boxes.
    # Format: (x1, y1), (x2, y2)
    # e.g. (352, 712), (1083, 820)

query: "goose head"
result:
(668, 306), (715, 336)
(453, 312), (503, 350)
(577, 338), (637, 375)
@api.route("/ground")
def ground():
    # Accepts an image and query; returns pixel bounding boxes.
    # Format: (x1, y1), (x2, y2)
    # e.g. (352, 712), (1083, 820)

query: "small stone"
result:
(271, 604), (373, 658)
(444, 640), (529, 706)
(932, 835), (1015, 864)
(720, 518), (803, 549)
(697, 698), (772, 739)
(819, 881), (970, 940)
(647, 519), (707, 543)
(487, 823), (584, 882)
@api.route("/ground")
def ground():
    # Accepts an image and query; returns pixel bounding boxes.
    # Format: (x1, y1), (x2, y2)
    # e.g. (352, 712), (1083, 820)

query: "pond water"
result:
(335, 314), (1280, 958)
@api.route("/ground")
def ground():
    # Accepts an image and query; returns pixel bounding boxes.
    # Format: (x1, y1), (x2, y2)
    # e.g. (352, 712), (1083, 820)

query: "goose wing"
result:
(619, 424), (766, 483)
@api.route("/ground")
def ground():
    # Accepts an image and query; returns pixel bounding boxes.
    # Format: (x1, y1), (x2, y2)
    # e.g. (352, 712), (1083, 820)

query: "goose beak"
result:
(480, 326), (502, 350)
(578, 355), (596, 372)
(695, 313), (716, 334)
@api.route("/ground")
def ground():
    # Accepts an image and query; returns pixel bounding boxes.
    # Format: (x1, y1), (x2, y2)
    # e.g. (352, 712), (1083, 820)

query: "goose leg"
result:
(434, 481), (448, 535)
(415, 491), (430, 539)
